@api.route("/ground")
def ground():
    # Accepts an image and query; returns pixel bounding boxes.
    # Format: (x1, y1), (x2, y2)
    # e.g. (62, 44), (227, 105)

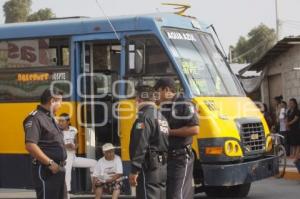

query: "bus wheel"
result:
(204, 183), (251, 198)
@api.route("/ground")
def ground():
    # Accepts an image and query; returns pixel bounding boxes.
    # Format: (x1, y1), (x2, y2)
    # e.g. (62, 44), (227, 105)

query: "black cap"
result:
(135, 85), (155, 101)
(40, 87), (63, 105)
(154, 77), (176, 92)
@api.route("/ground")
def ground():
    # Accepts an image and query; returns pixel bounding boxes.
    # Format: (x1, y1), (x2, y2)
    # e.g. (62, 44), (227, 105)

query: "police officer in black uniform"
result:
(129, 85), (169, 199)
(154, 78), (199, 199)
(23, 88), (67, 199)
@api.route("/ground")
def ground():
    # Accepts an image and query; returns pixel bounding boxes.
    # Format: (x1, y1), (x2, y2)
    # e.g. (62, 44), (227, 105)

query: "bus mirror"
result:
(128, 44), (144, 73)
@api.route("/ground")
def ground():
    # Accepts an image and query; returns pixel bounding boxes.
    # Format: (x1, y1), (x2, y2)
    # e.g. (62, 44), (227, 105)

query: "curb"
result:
(283, 165), (300, 180)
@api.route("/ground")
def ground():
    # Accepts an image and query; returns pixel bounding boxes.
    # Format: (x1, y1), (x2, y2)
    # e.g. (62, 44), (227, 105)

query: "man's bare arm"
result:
(25, 143), (51, 164)
(169, 126), (199, 137)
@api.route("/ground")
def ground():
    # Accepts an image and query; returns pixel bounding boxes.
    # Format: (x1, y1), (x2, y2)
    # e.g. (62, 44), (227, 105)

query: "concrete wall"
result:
(261, 45), (300, 108)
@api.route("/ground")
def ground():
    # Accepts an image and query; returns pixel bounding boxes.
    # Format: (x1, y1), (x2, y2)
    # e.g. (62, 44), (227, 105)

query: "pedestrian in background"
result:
(23, 88), (67, 199)
(279, 101), (289, 155)
(260, 103), (273, 129)
(129, 85), (169, 199)
(272, 95), (283, 132)
(287, 98), (300, 158)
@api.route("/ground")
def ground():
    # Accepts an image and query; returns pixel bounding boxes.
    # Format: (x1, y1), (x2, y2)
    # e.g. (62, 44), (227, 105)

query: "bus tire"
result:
(204, 183), (251, 198)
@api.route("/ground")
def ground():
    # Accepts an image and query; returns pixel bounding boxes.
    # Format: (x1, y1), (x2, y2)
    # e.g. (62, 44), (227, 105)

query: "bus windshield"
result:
(163, 28), (244, 96)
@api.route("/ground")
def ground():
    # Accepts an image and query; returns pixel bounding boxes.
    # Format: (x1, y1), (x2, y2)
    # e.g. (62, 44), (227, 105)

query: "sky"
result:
(0, 0), (300, 53)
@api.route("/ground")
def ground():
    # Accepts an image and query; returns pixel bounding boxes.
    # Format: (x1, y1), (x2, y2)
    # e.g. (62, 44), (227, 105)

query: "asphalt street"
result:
(0, 177), (299, 199)
(194, 178), (300, 199)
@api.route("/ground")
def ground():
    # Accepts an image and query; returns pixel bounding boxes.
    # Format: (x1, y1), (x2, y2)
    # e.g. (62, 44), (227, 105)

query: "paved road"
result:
(1, 178), (299, 199)
(194, 178), (300, 199)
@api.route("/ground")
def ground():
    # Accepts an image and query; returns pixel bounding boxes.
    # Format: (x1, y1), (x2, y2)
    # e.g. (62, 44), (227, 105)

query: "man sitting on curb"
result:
(92, 143), (123, 199)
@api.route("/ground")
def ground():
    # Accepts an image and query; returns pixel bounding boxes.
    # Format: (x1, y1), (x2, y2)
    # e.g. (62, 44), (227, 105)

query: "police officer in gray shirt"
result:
(23, 88), (67, 199)
(129, 85), (169, 199)
(154, 78), (199, 199)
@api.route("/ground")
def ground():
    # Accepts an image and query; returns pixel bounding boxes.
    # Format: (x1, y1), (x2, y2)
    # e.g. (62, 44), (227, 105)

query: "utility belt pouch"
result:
(145, 150), (159, 171)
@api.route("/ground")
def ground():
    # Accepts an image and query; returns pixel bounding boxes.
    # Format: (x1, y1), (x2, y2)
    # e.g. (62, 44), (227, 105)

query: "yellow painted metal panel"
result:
(118, 99), (137, 161)
(0, 102), (78, 154)
(193, 97), (269, 140)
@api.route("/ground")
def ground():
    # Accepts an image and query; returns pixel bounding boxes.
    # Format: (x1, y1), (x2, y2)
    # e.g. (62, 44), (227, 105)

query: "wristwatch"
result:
(48, 159), (54, 167)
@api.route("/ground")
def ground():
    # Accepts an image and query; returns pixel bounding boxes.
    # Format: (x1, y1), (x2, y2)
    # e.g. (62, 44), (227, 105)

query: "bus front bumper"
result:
(201, 155), (279, 186)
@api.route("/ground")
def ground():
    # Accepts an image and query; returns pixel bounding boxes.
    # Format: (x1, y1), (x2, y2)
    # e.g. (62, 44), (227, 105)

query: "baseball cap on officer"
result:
(154, 77), (176, 92)
(102, 143), (116, 152)
(135, 85), (156, 101)
(40, 87), (63, 104)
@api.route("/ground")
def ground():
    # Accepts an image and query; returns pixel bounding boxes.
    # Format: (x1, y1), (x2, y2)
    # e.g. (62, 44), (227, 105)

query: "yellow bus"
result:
(0, 13), (278, 197)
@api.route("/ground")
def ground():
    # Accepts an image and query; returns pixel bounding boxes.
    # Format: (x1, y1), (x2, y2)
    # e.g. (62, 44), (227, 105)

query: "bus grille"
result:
(240, 122), (266, 155)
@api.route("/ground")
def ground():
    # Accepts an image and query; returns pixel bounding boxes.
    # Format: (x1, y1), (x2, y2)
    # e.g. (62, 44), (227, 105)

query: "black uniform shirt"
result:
(129, 104), (169, 173)
(23, 105), (67, 161)
(161, 94), (199, 150)
(287, 108), (300, 131)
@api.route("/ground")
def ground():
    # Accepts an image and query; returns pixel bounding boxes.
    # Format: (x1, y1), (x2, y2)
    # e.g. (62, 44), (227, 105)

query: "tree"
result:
(27, 8), (55, 22)
(231, 24), (276, 64)
(3, 0), (32, 23)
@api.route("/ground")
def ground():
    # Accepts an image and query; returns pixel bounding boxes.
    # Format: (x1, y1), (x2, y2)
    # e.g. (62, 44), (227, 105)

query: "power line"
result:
(231, 26), (275, 62)
(95, 0), (120, 41)
(232, 37), (270, 62)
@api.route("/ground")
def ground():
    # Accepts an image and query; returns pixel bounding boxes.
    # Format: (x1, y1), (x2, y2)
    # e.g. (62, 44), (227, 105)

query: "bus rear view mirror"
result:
(128, 43), (145, 74)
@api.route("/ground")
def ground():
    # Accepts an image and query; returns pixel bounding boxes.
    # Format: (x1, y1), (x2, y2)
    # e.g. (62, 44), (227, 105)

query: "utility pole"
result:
(275, 0), (280, 41)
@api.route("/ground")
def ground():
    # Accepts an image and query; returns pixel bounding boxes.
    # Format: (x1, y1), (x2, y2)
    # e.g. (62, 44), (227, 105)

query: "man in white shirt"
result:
(92, 143), (123, 199)
(58, 113), (97, 198)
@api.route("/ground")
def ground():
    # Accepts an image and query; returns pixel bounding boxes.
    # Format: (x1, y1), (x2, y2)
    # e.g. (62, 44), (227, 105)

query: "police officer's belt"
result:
(168, 145), (192, 156)
(32, 158), (66, 167)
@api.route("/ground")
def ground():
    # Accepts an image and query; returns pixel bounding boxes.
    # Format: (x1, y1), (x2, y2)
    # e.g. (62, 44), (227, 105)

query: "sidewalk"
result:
(283, 158), (300, 180)
(0, 189), (134, 199)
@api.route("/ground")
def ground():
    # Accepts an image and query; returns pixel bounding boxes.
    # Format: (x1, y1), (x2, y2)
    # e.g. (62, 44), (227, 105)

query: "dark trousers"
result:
(32, 164), (66, 199)
(167, 152), (194, 199)
(136, 164), (167, 199)
(279, 131), (290, 155)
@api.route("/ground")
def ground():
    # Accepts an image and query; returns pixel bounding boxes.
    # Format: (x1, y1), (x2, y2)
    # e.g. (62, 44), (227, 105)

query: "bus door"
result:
(118, 34), (179, 161)
(75, 38), (121, 159)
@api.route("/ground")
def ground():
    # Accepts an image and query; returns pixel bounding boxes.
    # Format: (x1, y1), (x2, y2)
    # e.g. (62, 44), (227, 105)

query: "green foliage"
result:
(3, 0), (55, 23)
(27, 8), (55, 22)
(231, 24), (276, 64)
(3, 0), (32, 23)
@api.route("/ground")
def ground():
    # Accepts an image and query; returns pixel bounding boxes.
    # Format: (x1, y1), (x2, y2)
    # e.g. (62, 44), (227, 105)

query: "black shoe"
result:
(294, 159), (300, 173)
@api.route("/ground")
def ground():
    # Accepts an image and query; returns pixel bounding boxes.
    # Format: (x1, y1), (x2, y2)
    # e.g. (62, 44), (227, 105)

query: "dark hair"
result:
(263, 103), (268, 113)
(281, 101), (287, 107)
(59, 113), (70, 121)
(154, 77), (176, 92)
(136, 85), (155, 101)
(289, 98), (298, 109)
(40, 88), (63, 105)
(274, 95), (283, 103)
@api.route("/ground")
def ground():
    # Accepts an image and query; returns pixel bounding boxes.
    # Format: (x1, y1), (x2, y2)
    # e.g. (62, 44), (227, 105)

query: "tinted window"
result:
(0, 69), (70, 102)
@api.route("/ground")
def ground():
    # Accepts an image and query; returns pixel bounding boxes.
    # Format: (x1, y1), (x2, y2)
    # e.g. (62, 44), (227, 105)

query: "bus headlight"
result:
(226, 142), (233, 153)
(224, 140), (243, 157)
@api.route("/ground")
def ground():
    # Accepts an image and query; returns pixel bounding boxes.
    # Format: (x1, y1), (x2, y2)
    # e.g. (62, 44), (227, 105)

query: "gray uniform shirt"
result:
(23, 105), (67, 162)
